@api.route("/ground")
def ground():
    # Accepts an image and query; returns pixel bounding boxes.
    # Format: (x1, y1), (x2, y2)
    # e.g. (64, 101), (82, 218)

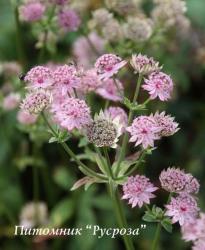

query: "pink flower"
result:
(181, 221), (199, 242)
(58, 9), (81, 32)
(73, 32), (105, 69)
(126, 115), (161, 149)
(17, 110), (37, 125)
(181, 213), (205, 243)
(2, 93), (20, 110)
(159, 167), (200, 194)
(95, 54), (127, 80)
(165, 194), (199, 226)
(104, 107), (128, 132)
(130, 54), (161, 75)
(25, 66), (53, 89)
(193, 239), (205, 250)
(20, 90), (52, 114)
(52, 65), (80, 95)
(122, 175), (158, 208)
(79, 68), (102, 93)
(51, 97), (91, 131)
(152, 111), (179, 137)
(96, 78), (124, 101)
(142, 72), (173, 101)
(19, 2), (45, 22)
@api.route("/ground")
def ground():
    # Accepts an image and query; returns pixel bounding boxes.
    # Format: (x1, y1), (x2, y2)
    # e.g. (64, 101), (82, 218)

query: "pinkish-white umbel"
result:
(58, 9), (81, 32)
(104, 106), (128, 132)
(96, 78), (124, 101)
(25, 66), (53, 89)
(17, 110), (38, 125)
(159, 167), (200, 194)
(52, 65), (80, 95)
(130, 54), (161, 75)
(95, 54), (127, 80)
(19, 2), (46, 22)
(126, 115), (161, 149)
(51, 97), (91, 131)
(152, 111), (179, 137)
(122, 175), (158, 208)
(142, 71), (173, 101)
(2, 93), (20, 110)
(165, 194), (199, 226)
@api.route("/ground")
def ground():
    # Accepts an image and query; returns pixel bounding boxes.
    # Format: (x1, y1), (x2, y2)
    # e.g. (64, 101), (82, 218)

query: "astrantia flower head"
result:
(19, 2), (46, 22)
(185, 174), (200, 195)
(52, 65), (80, 95)
(159, 167), (200, 194)
(58, 9), (81, 32)
(130, 54), (162, 75)
(102, 19), (124, 42)
(2, 93), (20, 110)
(25, 66), (53, 89)
(53, 0), (68, 5)
(20, 202), (48, 228)
(122, 175), (158, 208)
(160, 167), (188, 193)
(96, 78), (124, 102)
(104, 106), (128, 132)
(143, 71), (174, 101)
(91, 8), (113, 27)
(17, 110), (38, 125)
(95, 54), (127, 80)
(52, 97), (91, 131)
(20, 90), (52, 114)
(152, 111), (179, 137)
(123, 17), (153, 42)
(79, 68), (102, 93)
(86, 110), (122, 148)
(193, 239), (205, 250)
(126, 115), (161, 149)
(181, 213), (205, 242)
(165, 194), (199, 226)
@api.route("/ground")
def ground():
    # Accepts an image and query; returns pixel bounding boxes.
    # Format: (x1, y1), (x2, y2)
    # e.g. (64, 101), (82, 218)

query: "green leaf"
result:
(95, 154), (107, 175)
(53, 167), (75, 190)
(49, 198), (74, 227)
(71, 177), (94, 191)
(161, 218), (173, 233)
(78, 137), (89, 147)
(142, 211), (158, 223)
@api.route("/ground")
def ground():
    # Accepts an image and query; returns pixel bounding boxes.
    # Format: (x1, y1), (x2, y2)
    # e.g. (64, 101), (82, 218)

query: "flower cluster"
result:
(127, 112), (179, 149)
(122, 175), (158, 208)
(159, 167), (199, 194)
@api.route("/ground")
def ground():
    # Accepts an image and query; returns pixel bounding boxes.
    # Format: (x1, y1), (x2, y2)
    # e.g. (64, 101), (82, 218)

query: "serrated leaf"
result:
(95, 154), (107, 175)
(161, 218), (173, 233)
(49, 136), (58, 143)
(142, 212), (158, 222)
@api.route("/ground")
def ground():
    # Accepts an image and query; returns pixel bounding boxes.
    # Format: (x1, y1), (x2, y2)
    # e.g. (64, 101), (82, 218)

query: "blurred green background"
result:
(0, 0), (205, 249)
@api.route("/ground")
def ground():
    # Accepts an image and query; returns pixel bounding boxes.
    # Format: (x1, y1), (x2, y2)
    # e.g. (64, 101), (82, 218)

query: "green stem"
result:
(13, 6), (26, 68)
(41, 112), (106, 180)
(151, 223), (161, 250)
(103, 147), (114, 179)
(38, 4), (56, 62)
(115, 74), (143, 176)
(32, 144), (39, 225)
(109, 185), (135, 250)
(125, 150), (147, 176)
